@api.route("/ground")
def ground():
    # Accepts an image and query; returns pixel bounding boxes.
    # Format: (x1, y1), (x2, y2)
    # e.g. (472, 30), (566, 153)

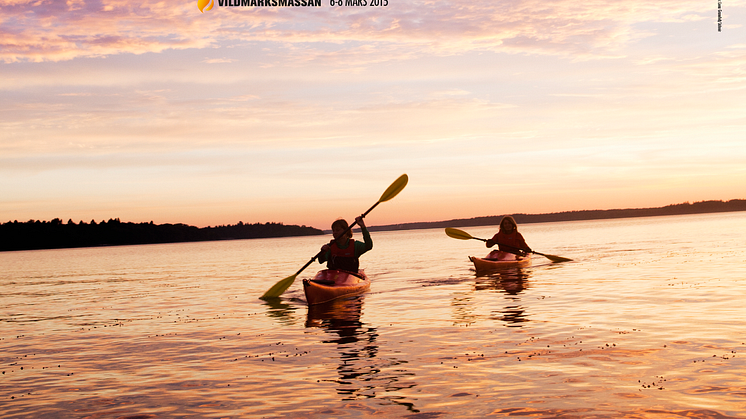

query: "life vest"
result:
(496, 230), (527, 252)
(328, 239), (359, 272)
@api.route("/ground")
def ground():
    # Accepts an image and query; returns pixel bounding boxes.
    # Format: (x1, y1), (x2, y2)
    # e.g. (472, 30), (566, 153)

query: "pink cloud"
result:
(0, 0), (725, 63)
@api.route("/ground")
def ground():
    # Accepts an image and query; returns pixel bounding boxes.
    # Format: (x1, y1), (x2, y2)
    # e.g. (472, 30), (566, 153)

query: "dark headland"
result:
(2, 199), (744, 252)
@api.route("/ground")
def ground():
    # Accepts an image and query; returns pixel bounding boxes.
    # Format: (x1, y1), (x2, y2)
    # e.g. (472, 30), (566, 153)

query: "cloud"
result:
(2, 0), (735, 63)
(202, 57), (236, 63)
(2, 0), (744, 226)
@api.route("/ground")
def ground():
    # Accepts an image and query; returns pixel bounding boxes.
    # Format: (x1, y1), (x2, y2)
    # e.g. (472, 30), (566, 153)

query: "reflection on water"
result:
(474, 267), (530, 294)
(262, 297), (300, 326)
(308, 296), (378, 400)
(3, 212), (746, 417)
(477, 267), (530, 327)
(305, 296), (420, 412)
(305, 295), (366, 330)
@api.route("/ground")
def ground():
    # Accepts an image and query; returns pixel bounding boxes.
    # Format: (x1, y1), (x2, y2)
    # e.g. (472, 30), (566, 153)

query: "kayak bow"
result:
(303, 269), (371, 305)
(469, 251), (531, 274)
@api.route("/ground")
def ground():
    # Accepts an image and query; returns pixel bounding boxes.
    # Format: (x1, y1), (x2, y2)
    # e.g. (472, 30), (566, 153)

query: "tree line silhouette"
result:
(0, 218), (323, 252)
(367, 199), (746, 231)
(3, 199), (744, 252)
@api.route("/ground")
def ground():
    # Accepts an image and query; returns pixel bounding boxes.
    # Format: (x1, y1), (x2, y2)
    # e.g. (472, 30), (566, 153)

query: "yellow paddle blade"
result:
(260, 274), (298, 299)
(445, 227), (473, 240)
(379, 174), (408, 202)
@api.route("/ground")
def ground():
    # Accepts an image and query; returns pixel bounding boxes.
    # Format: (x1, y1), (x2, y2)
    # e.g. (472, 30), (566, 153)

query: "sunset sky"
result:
(1, 0), (745, 229)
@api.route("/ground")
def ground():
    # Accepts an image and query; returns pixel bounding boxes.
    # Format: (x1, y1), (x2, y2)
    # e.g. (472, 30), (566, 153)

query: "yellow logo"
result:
(198, 0), (214, 12)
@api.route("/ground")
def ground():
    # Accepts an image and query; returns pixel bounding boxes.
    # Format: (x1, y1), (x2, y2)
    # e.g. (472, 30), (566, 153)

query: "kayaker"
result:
(318, 215), (373, 274)
(486, 216), (532, 257)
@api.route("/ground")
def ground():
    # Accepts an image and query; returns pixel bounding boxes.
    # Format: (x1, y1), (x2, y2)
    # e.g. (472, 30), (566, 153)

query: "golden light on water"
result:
(2, 213), (746, 416)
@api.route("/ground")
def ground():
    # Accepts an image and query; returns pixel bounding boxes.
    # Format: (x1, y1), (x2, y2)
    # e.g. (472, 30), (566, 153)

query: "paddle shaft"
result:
(445, 227), (571, 263)
(261, 174), (408, 299)
(487, 241), (557, 259)
(476, 236), (565, 260)
(464, 235), (531, 255)
(294, 201), (380, 276)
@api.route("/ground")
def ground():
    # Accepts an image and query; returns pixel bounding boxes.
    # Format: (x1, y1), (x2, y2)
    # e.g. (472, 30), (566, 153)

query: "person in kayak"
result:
(485, 216), (532, 258)
(318, 215), (373, 274)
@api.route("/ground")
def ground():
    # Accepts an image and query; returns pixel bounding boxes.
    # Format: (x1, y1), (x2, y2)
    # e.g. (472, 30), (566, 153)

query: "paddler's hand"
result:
(321, 243), (331, 252)
(355, 215), (365, 228)
(486, 238), (495, 248)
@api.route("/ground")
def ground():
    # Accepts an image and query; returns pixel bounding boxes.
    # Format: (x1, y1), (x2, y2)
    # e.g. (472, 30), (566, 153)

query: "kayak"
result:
(469, 250), (531, 273)
(302, 269), (370, 305)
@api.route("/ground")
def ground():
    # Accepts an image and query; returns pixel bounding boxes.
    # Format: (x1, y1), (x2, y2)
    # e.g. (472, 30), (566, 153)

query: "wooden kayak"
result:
(469, 251), (531, 273)
(302, 269), (370, 305)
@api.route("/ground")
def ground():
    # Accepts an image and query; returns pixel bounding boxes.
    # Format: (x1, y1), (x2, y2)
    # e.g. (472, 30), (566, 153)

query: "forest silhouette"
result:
(0, 219), (322, 252)
(2, 199), (744, 252)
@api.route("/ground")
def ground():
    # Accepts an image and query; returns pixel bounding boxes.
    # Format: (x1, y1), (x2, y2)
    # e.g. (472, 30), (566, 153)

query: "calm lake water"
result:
(2, 212), (746, 418)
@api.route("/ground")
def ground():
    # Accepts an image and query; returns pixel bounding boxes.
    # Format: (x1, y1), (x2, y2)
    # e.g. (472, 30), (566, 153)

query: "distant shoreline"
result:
(363, 199), (746, 233)
(0, 220), (323, 252)
(3, 199), (744, 252)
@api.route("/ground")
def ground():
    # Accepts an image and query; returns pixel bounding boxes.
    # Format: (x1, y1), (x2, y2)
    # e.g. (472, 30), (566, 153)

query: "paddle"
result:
(260, 174), (409, 299)
(444, 227), (572, 263)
